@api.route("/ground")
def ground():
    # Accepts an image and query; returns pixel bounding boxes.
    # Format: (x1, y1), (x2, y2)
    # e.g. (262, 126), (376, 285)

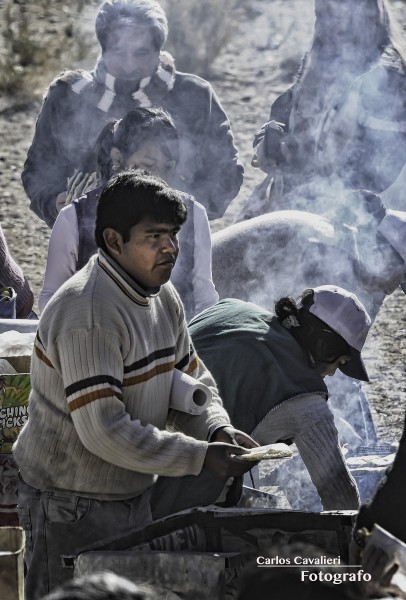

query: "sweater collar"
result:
(89, 52), (176, 112)
(98, 249), (160, 305)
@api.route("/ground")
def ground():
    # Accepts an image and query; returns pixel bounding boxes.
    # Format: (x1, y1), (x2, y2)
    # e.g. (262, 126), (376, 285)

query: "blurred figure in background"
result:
(22, 0), (243, 227)
(244, 0), (396, 219)
(0, 224), (34, 319)
(39, 107), (218, 321)
(323, 1), (406, 196)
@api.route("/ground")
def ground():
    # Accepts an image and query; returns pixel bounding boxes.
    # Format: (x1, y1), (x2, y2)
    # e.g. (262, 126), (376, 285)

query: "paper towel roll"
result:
(169, 369), (212, 415)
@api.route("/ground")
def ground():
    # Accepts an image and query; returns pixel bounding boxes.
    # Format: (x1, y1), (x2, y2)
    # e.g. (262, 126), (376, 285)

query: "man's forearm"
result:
(296, 419), (360, 510)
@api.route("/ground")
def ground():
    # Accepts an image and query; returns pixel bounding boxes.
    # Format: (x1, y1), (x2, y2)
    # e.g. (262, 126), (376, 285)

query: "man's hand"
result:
(211, 426), (259, 449)
(203, 442), (258, 479)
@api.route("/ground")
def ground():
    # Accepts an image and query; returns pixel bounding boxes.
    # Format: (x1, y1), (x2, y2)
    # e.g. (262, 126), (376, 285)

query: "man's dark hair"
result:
(95, 169), (187, 251)
(41, 571), (153, 600)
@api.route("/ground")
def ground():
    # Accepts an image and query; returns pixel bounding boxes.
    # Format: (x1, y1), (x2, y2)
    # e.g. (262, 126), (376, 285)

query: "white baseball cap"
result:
(305, 285), (372, 382)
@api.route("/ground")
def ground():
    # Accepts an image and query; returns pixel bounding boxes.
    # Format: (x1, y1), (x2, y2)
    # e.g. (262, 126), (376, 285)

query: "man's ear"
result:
(103, 227), (123, 256)
(110, 147), (123, 171)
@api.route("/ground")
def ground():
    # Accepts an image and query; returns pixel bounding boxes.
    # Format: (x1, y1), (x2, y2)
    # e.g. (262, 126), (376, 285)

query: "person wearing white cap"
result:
(182, 285), (373, 513)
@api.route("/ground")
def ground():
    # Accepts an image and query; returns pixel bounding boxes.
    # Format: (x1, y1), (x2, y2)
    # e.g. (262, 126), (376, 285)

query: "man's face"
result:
(107, 218), (180, 288)
(103, 25), (159, 81)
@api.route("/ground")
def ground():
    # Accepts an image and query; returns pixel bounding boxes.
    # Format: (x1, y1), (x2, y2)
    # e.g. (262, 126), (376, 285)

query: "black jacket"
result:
(22, 68), (243, 227)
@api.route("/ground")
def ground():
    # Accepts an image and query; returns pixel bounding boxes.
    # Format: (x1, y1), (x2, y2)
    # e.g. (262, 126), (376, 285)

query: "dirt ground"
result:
(0, 0), (405, 442)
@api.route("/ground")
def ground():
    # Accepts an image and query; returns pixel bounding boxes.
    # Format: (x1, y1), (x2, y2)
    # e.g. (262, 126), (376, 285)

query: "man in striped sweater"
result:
(13, 170), (256, 600)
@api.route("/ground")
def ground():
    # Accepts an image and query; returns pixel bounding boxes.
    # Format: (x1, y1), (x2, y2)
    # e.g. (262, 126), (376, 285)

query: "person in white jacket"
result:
(39, 107), (218, 320)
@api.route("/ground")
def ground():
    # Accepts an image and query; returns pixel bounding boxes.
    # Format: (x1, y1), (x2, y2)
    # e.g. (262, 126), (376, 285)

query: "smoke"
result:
(212, 19), (406, 474)
(212, 200), (404, 317)
(213, 2), (406, 514)
(260, 452), (323, 512)
(253, 443), (397, 512)
(211, 201), (405, 510)
(381, 163), (406, 212)
(211, 168), (406, 512)
(284, 0), (405, 195)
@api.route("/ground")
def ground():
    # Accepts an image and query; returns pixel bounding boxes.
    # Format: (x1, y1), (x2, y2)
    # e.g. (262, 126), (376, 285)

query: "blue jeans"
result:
(17, 477), (152, 600)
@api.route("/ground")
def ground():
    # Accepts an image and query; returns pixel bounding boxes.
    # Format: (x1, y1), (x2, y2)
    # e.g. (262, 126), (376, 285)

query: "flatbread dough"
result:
(234, 443), (293, 461)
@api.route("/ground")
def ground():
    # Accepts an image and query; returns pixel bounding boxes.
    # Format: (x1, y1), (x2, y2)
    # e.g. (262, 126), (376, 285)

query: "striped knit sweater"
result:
(13, 250), (230, 499)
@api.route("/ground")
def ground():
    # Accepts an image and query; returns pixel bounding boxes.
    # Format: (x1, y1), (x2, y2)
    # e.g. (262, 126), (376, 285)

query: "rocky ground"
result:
(0, 0), (405, 443)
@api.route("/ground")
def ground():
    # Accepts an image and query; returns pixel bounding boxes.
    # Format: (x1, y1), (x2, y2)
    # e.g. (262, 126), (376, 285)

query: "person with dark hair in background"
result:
(22, 0), (243, 228)
(13, 170), (257, 599)
(0, 223), (34, 319)
(187, 285), (373, 512)
(40, 571), (154, 600)
(38, 107), (218, 321)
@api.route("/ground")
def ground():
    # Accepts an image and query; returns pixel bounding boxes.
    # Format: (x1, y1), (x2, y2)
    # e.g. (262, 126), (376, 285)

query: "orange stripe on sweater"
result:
(35, 345), (54, 369)
(123, 361), (175, 386)
(68, 387), (123, 412)
(185, 356), (198, 375)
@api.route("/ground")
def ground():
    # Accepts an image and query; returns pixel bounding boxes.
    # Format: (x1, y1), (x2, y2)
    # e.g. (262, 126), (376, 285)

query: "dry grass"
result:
(0, 0), (96, 96)
(162, 0), (241, 75)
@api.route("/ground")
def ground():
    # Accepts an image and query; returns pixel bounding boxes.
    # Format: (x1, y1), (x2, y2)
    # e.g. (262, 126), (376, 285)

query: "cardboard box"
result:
(0, 374), (31, 526)
(0, 326), (35, 527)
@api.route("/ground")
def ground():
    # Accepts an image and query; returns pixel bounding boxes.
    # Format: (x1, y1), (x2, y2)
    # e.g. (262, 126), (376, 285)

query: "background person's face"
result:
(113, 218), (180, 288)
(125, 139), (177, 184)
(103, 25), (159, 81)
(314, 0), (378, 54)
